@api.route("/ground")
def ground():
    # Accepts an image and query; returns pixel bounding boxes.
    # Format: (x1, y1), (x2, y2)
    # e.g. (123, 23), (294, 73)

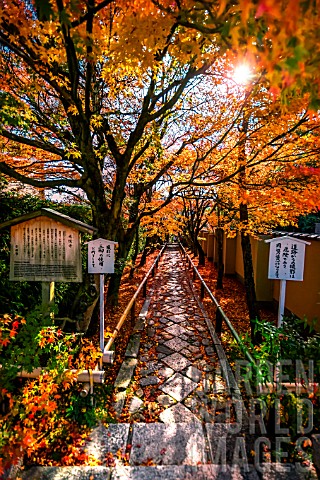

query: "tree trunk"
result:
(237, 111), (261, 343)
(240, 204), (261, 343)
(139, 236), (152, 267)
(106, 270), (123, 306)
(129, 227), (140, 279)
(198, 247), (205, 266)
(191, 233), (198, 257)
(139, 245), (148, 267)
(194, 236), (205, 266)
(106, 225), (136, 305)
(216, 227), (224, 289)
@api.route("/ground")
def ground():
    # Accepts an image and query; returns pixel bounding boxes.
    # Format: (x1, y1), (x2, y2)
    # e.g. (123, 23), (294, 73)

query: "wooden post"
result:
(143, 281), (147, 298)
(13, 366), (105, 383)
(278, 279), (286, 328)
(100, 274), (105, 352)
(131, 300), (136, 325)
(42, 281), (54, 318)
(216, 308), (223, 336)
(201, 283), (205, 299)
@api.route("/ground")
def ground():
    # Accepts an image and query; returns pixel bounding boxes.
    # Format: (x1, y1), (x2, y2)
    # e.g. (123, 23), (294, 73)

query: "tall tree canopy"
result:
(0, 0), (320, 300)
(0, 0), (221, 297)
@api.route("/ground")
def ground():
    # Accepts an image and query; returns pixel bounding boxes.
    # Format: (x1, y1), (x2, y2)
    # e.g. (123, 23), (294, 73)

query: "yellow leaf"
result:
(67, 105), (78, 116)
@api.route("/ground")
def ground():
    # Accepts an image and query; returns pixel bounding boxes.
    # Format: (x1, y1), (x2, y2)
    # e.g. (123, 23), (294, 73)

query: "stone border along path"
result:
(21, 245), (315, 479)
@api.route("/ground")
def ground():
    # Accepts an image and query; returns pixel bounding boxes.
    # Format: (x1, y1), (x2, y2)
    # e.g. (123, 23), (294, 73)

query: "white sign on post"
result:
(88, 238), (117, 274)
(265, 236), (310, 327)
(267, 237), (309, 281)
(87, 238), (118, 353)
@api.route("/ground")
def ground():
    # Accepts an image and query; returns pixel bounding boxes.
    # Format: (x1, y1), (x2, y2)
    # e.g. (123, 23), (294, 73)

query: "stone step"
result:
(21, 466), (111, 479)
(21, 463), (314, 479)
(84, 422), (208, 466)
(83, 422), (253, 466)
(129, 422), (207, 465)
(86, 423), (316, 478)
(19, 423), (315, 480)
(77, 422), (304, 469)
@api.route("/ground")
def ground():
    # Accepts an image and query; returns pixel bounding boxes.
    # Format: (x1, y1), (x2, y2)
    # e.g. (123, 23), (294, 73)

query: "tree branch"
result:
(56, 0), (81, 103)
(0, 129), (65, 157)
(71, 0), (115, 28)
(0, 161), (82, 188)
(85, 0), (94, 118)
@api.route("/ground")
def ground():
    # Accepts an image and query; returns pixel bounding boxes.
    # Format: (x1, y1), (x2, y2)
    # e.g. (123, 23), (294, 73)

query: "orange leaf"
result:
(217, 0), (227, 17)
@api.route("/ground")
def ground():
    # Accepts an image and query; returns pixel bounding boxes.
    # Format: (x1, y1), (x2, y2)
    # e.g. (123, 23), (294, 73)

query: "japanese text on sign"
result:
(10, 218), (82, 282)
(267, 237), (308, 281)
(87, 239), (116, 274)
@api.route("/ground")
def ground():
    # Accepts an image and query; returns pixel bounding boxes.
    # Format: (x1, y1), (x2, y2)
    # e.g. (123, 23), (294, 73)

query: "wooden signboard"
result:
(10, 217), (82, 282)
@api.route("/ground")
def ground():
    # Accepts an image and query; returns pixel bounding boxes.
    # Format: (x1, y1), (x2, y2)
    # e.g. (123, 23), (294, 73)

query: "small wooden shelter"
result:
(0, 208), (97, 283)
(0, 208), (97, 312)
(0, 210), (107, 385)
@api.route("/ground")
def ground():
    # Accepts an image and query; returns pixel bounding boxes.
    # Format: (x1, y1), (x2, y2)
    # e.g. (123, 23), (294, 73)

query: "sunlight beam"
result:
(233, 64), (253, 85)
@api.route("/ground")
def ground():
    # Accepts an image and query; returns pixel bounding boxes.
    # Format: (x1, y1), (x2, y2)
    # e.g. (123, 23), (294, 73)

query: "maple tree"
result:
(149, 58), (320, 343)
(167, 0), (320, 106)
(138, 69), (320, 332)
(197, 80), (320, 340)
(178, 187), (215, 266)
(0, 0), (227, 303)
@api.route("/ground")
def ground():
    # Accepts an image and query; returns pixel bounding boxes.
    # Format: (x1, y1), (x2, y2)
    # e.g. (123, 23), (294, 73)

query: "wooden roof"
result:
(271, 231), (320, 242)
(265, 235), (311, 245)
(0, 208), (97, 234)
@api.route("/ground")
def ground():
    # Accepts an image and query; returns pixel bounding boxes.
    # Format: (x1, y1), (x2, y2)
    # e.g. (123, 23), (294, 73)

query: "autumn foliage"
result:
(0, 0), (319, 304)
(1, 1), (320, 470)
(0, 248), (161, 474)
(0, 312), (103, 474)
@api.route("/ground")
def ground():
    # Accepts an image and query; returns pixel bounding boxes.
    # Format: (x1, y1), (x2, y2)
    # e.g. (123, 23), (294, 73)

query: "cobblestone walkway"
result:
(119, 244), (229, 424)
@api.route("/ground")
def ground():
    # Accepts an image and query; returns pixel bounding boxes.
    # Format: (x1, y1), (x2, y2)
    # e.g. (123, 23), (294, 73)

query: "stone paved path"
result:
(121, 244), (229, 424)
